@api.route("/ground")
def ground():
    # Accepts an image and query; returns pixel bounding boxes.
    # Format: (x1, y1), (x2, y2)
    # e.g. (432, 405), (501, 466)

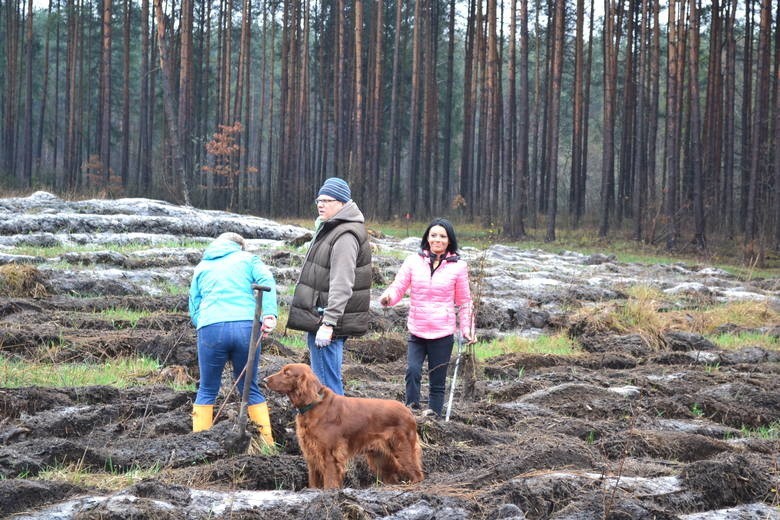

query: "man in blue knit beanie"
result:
(287, 178), (372, 394)
(318, 177), (351, 203)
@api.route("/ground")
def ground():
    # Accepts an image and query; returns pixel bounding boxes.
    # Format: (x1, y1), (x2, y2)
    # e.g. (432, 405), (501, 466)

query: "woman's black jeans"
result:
(405, 333), (454, 415)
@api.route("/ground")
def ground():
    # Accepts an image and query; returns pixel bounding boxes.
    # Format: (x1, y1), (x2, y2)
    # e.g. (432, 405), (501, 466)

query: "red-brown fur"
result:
(264, 363), (424, 489)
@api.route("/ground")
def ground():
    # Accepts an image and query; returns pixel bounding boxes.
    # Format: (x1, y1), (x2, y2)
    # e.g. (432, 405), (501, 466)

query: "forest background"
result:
(0, 0), (778, 265)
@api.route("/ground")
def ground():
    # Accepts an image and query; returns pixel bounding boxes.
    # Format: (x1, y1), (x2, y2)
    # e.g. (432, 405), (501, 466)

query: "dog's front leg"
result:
(307, 463), (324, 489)
(321, 451), (347, 489)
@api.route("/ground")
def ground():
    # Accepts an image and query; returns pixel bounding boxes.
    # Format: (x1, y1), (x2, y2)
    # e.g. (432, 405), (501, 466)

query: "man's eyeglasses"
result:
(315, 198), (340, 205)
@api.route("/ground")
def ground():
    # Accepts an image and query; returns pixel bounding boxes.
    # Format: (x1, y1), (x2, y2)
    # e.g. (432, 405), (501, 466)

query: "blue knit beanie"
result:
(318, 177), (351, 203)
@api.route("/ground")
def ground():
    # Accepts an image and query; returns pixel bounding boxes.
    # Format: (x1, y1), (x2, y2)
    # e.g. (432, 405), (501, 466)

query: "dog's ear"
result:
(301, 367), (324, 400)
(289, 366), (323, 405)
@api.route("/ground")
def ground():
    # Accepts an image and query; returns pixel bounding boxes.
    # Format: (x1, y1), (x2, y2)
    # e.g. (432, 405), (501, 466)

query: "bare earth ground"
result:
(0, 192), (778, 519)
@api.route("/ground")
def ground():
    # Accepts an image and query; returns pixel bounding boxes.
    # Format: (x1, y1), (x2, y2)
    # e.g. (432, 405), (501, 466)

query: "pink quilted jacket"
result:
(381, 251), (473, 339)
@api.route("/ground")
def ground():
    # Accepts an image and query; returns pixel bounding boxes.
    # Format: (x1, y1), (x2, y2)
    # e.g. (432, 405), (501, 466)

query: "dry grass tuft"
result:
(155, 365), (197, 386)
(569, 286), (667, 348)
(666, 300), (778, 335)
(0, 264), (48, 297)
(569, 288), (779, 350)
(36, 462), (161, 491)
(246, 434), (279, 456)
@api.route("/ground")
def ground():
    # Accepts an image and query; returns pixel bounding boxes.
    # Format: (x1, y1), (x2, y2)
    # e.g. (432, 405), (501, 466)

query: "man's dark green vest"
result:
(287, 220), (372, 336)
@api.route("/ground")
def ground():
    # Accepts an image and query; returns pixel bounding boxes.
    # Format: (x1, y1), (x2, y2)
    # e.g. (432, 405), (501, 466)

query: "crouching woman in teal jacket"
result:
(189, 232), (278, 445)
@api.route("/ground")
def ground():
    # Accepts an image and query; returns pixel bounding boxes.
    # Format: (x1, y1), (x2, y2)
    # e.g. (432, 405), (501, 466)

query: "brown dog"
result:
(264, 363), (423, 489)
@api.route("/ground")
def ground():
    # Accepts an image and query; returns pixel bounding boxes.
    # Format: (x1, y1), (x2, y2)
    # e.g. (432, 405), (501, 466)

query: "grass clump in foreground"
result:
(0, 356), (195, 391)
(36, 462), (162, 491)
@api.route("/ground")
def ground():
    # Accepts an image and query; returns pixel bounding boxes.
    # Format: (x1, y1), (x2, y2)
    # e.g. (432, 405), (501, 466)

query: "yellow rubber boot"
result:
(247, 402), (274, 446)
(192, 404), (213, 432)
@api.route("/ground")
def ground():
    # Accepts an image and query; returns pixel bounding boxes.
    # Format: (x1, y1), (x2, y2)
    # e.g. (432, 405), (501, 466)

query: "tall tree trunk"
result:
(98, 0), (112, 186)
(599, 0), (619, 237)
(459, 0), (477, 219)
(264, 13), (276, 213)
(386, 0), (403, 219)
(739, 0), (753, 231)
(632, 0), (649, 242)
(579, 0), (595, 225)
(545, 0), (564, 241)
(136, 0), (151, 194)
(688, 0), (706, 250)
(722, 0), (738, 238)
(484, 0), (500, 225)
(236, 0), (253, 211)
(297, 0), (310, 215)
(441, 0), (455, 212)
(4, 0), (20, 181)
(53, 0), (62, 179)
(254, 1), (269, 212)
(153, 0), (190, 205)
(509, 0), (529, 238)
(504, 0), (518, 235)
(334, 0), (346, 177)
(64, 0), (82, 190)
(421, 0), (439, 216)
(537, 8), (551, 216)
(407, 0), (423, 215)
(646, 0), (661, 224)
(22, 0), (33, 187)
(617, 0), (635, 225)
(120, 0), (130, 188)
(178, 0), (194, 195)
(703, 0), (723, 229)
(367, 0), (384, 218)
(744, 0), (772, 261)
(664, 0), (684, 249)
(773, 2), (780, 251)
(352, 0), (365, 203)
(35, 0), (54, 177)
(569, 0), (585, 228)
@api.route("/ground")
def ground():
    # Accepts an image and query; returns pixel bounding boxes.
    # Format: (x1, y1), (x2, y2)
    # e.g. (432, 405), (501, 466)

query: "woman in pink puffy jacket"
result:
(379, 218), (474, 417)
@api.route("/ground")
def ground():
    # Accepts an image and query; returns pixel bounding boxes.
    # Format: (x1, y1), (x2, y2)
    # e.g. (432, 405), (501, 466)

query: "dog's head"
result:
(264, 363), (324, 407)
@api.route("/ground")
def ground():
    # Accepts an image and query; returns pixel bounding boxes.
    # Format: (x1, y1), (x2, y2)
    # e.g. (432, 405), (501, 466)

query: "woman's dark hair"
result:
(421, 217), (458, 254)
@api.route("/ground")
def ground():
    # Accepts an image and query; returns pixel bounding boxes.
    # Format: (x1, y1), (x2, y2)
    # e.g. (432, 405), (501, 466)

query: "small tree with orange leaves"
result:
(202, 122), (256, 210)
(82, 155), (123, 197)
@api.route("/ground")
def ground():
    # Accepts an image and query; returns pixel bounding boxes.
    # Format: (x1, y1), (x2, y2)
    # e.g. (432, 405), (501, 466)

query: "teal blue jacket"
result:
(189, 239), (277, 329)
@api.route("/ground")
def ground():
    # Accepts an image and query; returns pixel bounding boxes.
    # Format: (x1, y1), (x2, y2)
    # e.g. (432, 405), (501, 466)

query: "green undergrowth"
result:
(710, 331), (779, 351)
(740, 420), (780, 440)
(474, 333), (580, 360)
(0, 356), (194, 391)
(98, 307), (154, 328)
(12, 239), (207, 259)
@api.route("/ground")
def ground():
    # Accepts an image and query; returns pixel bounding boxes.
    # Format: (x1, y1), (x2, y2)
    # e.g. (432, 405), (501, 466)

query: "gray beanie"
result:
(318, 177), (351, 203)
